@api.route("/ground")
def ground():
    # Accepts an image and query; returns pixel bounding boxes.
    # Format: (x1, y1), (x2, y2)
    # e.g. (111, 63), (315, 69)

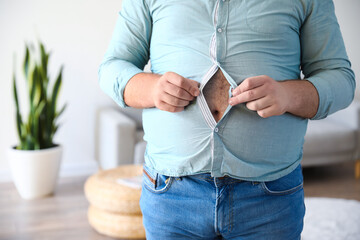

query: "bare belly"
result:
(203, 69), (231, 122)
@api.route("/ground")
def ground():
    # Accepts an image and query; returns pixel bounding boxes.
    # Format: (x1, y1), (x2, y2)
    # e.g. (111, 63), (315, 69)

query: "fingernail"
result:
(193, 90), (200, 96)
(229, 99), (234, 105)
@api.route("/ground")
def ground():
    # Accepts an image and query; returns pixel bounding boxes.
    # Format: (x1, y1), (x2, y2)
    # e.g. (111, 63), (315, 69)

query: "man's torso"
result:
(203, 69), (231, 122)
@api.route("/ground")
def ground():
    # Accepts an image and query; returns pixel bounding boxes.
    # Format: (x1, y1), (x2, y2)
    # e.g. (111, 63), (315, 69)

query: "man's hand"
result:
(152, 72), (200, 113)
(229, 75), (290, 118)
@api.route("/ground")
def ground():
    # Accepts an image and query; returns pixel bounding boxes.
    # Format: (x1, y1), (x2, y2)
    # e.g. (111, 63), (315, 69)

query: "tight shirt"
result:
(99, 0), (355, 181)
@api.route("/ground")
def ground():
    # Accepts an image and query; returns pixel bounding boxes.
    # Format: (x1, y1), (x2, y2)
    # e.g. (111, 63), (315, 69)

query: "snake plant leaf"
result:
(23, 45), (30, 79)
(51, 124), (60, 139)
(16, 111), (23, 141)
(27, 110), (34, 141)
(20, 123), (27, 138)
(51, 66), (63, 117)
(13, 74), (20, 113)
(14, 41), (65, 150)
(13, 75), (24, 141)
(54, 103), (67, 120)
(39, 42), (49, 82)
(33, 67), (43, 107)
(45, 98), (52, 139)
(33, 101), (46, 150)
(17, 122), (27, 149)
(25, 134), (34, 150)
(35, 101), (45, 119)
(29, 66), (38, 107)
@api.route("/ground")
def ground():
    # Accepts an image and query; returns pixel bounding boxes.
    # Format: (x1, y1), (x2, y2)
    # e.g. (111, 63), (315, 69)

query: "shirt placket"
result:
(210, 0), (230, 177)
(215, 0), (229, 63)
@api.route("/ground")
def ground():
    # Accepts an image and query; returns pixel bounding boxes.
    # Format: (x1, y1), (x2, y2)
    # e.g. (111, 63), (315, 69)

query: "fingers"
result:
(163, 82), (195, 101)
(156, 101), (184, 113)
(153, 72), (200, 113)
(165, 72), (200, 97)
(227, 75), (288, 118)
(229, 83), (268, 106)
(231, 75), (268, 96)
(245, 95), (273, 111)
(161, 92), (191, 107)
(256, 105), (283, 118)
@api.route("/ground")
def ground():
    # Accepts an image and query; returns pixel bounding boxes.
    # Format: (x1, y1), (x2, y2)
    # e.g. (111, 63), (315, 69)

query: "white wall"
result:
(334, 0), (360, 97)
(0, 0), (123, 181)
(0, 0), (359, 181)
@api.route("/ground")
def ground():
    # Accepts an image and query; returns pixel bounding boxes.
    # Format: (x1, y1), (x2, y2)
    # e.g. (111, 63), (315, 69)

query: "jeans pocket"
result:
(143, 164), (174, 194)
(260, 164), (304, 196)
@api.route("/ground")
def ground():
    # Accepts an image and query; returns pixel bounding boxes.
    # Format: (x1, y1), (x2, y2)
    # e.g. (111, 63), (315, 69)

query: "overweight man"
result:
(99, 0), (355, 239)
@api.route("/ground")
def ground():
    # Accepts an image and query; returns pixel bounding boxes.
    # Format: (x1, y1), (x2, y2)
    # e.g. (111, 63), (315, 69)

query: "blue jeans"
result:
(140, 164), (305, 240)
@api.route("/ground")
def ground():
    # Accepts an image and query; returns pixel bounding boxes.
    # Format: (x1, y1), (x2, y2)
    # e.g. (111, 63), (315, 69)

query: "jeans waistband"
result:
(187, 172), (245, 184)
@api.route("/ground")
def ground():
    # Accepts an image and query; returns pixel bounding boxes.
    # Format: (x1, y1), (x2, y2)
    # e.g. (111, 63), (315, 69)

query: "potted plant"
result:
(8, 41), (66, 199)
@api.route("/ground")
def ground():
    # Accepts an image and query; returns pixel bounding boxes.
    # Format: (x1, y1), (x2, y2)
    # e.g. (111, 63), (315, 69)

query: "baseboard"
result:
(0, 160), (99, 183)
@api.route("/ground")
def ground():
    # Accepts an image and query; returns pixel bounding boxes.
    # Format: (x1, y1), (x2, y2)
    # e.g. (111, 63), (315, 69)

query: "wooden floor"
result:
(0, 161), (359, 240)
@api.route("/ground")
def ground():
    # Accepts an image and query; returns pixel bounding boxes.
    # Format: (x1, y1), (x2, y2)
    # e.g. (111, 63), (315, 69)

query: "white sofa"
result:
(95, 101), (360, 178)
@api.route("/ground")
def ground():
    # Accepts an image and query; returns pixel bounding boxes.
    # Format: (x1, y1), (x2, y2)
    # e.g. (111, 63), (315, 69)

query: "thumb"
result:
(186, 78), (200, 96)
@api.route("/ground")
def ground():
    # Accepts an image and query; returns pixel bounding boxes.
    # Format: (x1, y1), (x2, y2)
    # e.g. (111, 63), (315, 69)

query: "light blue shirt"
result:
(98, 0), (355, 181)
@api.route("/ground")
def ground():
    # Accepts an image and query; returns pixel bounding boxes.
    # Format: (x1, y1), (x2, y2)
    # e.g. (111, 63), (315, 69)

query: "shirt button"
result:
(217, 28), (223, 33)
(214, 128), (219, 133)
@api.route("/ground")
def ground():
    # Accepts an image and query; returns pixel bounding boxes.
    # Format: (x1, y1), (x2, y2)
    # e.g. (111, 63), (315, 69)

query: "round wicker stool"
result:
(88, 205), (145, 239)
(85, 165), (143, 215)
(84, 165), (145, 239)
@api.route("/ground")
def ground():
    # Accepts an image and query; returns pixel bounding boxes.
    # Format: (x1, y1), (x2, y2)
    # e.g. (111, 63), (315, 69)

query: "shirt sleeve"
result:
(98, 0), (152, 108)
(300, 0), (356, 120)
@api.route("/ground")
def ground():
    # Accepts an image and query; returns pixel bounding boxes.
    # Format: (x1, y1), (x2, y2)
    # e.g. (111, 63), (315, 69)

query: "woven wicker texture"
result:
(84, 165), (143, 215)
(88, 205), (146, 239)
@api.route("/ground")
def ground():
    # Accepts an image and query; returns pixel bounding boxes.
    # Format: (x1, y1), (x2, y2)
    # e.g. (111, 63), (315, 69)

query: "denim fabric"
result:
(140, 163), (305, 240)
(98, 0), (355, 181)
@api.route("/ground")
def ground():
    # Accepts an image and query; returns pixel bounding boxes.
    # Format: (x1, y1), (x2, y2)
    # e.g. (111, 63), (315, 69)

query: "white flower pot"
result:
(7, 145), (63, 199)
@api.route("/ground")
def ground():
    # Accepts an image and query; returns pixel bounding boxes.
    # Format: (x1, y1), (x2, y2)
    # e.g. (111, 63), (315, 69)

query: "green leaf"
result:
(29, 66), (38, 106)
(23, 45), (30, 79)
(39, 42), (49, 81)
(50, 66), (63, 117)
(13, 75), (24, 144)
(13, 74), (20, 113)
(17, 122), (27, 149)
(33, 101), (45, 150)
(20, 123), (27, 139)
(14, 41), (66, 150)
(51, 124), (60, 140)
(54, 103), (67, 119)
(34, 73), (42, 106)
(25, 134), (34, 150)
(16, 112), (23, 143)
(21, 129), (31, 150)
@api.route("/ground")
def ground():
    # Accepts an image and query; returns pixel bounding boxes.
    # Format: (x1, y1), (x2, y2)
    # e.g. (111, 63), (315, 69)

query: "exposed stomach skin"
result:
(203, 68), (231, 122)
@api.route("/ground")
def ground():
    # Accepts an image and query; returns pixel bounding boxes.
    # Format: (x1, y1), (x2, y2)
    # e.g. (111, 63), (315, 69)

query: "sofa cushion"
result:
(120, 108), (143, 130)
(303, 119), (356, 156)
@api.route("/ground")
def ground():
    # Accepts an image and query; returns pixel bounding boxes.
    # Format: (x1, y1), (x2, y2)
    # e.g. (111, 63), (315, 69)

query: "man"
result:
(99, 0), (355, 239)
